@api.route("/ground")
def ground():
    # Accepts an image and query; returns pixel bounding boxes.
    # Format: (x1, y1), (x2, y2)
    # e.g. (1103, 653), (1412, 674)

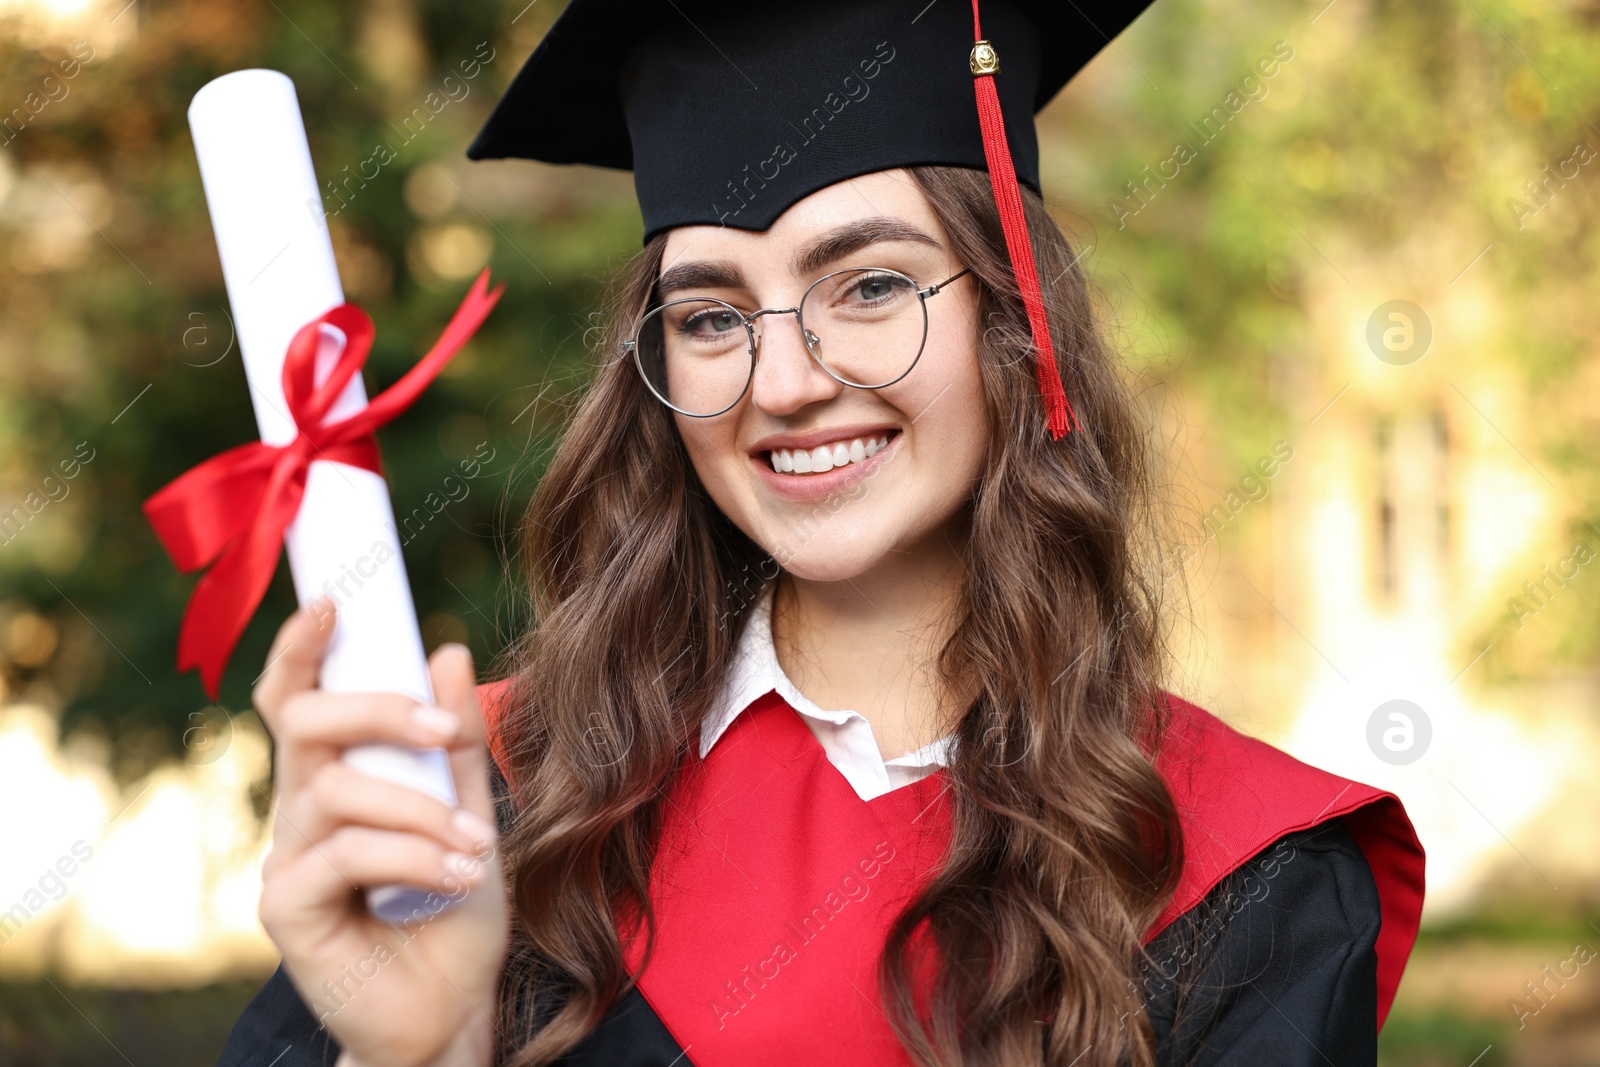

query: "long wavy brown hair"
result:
(489, 165), (1184, 1067)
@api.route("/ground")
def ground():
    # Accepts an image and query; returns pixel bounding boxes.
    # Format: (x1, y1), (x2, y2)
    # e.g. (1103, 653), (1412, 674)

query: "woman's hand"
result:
(253, 599), (509, 1067)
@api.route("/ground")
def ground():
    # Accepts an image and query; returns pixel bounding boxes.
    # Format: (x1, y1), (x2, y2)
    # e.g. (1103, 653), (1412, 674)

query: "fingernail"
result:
(452, 809), (497, 848)
(307, 596), (337, 627)
(411, 704), (460, 741)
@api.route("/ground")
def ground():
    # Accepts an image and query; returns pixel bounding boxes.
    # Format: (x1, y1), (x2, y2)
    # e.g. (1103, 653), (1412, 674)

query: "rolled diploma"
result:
(189, 70), (459, 922)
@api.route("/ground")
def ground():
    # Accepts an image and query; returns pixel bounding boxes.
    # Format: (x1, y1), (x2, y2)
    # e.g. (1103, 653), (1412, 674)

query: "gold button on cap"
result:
(969, 40), (1000, 76)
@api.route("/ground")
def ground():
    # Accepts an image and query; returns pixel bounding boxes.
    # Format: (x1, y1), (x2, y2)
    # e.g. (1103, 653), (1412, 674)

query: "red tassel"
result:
(968, 0), (1075, 438)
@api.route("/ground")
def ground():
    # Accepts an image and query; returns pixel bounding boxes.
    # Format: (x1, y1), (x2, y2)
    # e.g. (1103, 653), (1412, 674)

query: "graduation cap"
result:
(468, 0), (1154, 439)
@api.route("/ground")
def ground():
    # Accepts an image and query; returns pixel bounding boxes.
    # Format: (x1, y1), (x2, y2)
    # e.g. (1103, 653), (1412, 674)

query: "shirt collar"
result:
(699, 582), (955, 769)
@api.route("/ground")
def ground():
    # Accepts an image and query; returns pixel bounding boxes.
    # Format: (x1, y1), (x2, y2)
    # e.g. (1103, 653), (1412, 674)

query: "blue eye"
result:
(680, 307), (742, 336)
(855, 276), (895, 301)
(839, 272), (912, 308)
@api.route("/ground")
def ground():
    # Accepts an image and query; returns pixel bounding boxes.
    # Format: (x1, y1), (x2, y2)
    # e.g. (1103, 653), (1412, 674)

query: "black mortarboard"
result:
(468, 0), (1155, 438)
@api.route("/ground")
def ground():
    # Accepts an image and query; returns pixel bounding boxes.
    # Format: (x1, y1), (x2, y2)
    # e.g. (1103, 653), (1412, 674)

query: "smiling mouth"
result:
(766, 431), (898, 474)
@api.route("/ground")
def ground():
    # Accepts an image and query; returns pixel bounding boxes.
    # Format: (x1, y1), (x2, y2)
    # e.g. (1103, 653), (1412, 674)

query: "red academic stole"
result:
(622, 690), (954, 1065)
(478, 685), (1424, 1066)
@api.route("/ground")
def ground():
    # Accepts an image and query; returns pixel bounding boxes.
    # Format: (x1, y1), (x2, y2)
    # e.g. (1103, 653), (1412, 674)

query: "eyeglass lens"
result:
(633, 268), (929, 417)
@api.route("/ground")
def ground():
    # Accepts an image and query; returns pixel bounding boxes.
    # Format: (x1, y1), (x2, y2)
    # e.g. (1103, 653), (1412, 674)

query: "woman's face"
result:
(657, 169), (989, 582)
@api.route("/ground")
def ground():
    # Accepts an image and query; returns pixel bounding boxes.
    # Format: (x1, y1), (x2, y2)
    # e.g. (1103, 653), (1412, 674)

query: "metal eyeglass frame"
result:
(622, 265), (973, 418)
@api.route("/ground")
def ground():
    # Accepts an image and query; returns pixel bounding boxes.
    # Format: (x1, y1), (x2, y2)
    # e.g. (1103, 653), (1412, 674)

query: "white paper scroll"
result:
(189, 70), (458, 923)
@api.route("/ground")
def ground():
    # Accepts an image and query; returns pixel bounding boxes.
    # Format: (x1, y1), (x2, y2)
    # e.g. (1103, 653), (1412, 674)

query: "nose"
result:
(749, 310), (842, 416)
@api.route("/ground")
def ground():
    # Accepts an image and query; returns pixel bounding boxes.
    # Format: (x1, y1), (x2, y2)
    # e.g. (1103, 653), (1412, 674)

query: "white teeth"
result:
(769, 433), (893, 475)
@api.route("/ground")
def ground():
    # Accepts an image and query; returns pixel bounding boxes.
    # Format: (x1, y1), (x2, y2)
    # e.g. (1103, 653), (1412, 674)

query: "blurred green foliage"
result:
(1043, 0), (1600, 679)
(0, 977), (264, 1066)
(1378, 1010), (1509, 1066)
(0, 0), (644, 771)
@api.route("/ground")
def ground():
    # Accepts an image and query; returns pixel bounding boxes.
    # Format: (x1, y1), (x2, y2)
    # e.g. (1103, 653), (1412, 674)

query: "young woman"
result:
(219, 2), (1424, 1066)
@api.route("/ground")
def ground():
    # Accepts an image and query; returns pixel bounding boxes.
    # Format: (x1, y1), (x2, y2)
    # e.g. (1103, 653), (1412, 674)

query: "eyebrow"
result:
(791, 218), (941, 277)
(656, 261), (743, 297)
(655, 218), (943, 299)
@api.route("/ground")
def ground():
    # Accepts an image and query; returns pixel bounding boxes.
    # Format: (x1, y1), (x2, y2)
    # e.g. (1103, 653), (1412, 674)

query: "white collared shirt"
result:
(699, 583), (954, 801)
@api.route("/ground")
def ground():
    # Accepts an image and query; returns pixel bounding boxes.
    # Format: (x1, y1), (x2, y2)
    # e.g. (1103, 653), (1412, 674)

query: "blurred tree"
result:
(1042, 0), (1600, 681)
(0, 0), (639, 768)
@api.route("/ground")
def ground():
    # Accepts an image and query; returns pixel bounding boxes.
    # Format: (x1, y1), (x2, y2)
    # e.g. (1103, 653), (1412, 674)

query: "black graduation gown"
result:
(216, 758), (1383, 1067)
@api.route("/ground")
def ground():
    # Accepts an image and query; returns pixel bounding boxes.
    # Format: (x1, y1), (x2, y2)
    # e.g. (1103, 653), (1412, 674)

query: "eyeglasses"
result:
(623, 266), (972, 418)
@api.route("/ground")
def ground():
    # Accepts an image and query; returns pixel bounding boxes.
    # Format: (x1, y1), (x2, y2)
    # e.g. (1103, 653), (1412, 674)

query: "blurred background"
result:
(0, 0), (1596, 1063)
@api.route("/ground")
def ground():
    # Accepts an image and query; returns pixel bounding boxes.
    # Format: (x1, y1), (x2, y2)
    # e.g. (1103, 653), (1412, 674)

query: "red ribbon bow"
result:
(144, 269), (504, 699)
